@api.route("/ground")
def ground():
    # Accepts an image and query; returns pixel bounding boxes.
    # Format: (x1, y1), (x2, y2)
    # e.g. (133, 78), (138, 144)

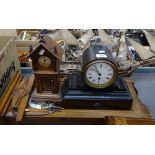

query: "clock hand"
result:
(94, 65), (101, 76)
(94, 65), (98, 74)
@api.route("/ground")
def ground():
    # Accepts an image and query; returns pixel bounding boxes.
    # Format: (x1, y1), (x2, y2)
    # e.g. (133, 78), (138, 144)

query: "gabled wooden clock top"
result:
(27, 35), (63, 96)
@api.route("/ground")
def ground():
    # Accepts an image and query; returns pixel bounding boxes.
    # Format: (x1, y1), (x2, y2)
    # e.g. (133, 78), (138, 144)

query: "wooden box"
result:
(15, 31), (39, 47)
(0, 36), (20, 97)
(15, 31), (39, 67)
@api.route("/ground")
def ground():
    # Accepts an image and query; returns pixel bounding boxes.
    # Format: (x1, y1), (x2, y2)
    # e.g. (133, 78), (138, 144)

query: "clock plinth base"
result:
(62, 75), (133, 110)
(31, 89), (62, 103)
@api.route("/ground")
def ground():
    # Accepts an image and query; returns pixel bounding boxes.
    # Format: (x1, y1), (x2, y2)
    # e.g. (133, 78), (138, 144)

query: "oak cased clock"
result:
(27, 35), (63, 102)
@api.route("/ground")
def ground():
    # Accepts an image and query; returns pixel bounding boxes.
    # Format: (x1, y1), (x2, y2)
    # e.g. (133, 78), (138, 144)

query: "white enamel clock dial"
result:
(84, 60), (117, 89)
(38, 56), (51, 69)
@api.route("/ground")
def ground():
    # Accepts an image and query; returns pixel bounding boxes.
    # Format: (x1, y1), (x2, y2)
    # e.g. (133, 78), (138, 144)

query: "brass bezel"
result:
(82, 59), (118, 89)
(38, 55), (52, 69)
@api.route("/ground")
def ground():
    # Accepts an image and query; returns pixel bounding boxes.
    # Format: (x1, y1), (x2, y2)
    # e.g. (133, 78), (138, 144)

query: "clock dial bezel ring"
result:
(82, 59), (118, 89)
(38, 55), (52, 69)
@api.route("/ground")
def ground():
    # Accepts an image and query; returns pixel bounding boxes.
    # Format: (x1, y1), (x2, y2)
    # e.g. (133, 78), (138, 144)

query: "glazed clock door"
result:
(39, 77), (54, 93)
(42, 78), (51, 92)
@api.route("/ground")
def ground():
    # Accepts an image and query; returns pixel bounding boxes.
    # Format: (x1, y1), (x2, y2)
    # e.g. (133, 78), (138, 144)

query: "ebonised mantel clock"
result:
(62, 41), (132, 110)
(81, 43), (118, 89)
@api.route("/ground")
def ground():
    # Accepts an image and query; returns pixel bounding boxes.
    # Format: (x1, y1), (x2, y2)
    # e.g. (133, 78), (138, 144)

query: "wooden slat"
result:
(105, 116), (155, 125)
(16, 75), (34, 122)
(126, 79), (140, 111)
(1, 73), (22, 116)
(0, 70), (22, 116)
(125, 79), (149, 113)
(16, 29), (40, 35)
(11, 77), (29, 109)
(43, 109), (150, 119)
(17, 108), (150, 119)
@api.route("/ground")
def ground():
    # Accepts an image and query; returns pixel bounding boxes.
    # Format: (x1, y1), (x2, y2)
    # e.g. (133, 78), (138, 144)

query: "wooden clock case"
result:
(27, 35), (63, 102)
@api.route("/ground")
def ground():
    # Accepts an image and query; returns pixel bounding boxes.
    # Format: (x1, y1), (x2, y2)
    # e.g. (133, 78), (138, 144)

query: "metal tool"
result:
(28, 99), (64, 113)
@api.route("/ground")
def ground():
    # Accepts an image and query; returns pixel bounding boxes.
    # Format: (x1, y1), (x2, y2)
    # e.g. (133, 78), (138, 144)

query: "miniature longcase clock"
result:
(27, 35), (63, 102)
